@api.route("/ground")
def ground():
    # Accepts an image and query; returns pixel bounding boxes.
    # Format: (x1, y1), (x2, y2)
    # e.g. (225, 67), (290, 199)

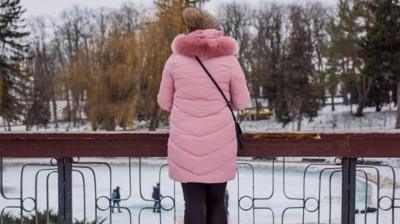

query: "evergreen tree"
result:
(280, 6), (322, 130)
(366, 76), (391, 111)
(265, 6), (284, 115)
(360, 0), (400, 127)
(0, 0), (29, 130)
(326, 0), (369, 116)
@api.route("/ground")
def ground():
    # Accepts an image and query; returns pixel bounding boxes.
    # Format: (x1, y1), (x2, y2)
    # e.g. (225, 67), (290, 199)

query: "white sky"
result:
(21, 0), (338, 19)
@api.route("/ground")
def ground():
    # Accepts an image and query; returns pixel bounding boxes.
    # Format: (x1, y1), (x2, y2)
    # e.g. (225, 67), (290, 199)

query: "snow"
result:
(0, 99), (398, 133)
(1, 157), (398, 224)
(1, 101), (400, 223)
(1, 100), (399, 132)
(239, 104), (398, 132)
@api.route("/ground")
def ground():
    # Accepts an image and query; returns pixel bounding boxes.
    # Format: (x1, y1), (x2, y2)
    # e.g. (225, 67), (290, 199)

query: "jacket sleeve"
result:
(229, 57), (251, 110)
(157, 56), (175, 112)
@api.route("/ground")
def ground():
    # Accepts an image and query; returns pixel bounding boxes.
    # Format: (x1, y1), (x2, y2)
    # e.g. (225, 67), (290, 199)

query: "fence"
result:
(0, 132), (399, 224)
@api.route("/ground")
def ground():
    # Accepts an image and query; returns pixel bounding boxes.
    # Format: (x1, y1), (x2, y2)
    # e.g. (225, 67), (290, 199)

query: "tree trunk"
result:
(355, 98), (365, 117)
(355, 87), (366, 117)
(3, 118), (7, 131)
(395, 82), (400, 128)
(51, 94), (58, 128)
(6, 119), (10, 131)
(72, 94), (79, 127)
(103, 117), (116, 131)
(331, 94), (335, 111)
(297, 117), (302, 131)
(149, 107), (161, 131)
(65, 89), (72, 124)
(296, 108), (302, 131)
(355, 76), (372, 117)
(254, 96), (260, 120)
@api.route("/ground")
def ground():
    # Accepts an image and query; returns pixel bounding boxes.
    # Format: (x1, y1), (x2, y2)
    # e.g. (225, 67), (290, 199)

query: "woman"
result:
(157, 7), (250, 224)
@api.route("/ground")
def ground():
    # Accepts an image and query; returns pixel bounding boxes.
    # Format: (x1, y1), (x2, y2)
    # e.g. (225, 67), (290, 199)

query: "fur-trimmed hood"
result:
(172, 29), (239, 58)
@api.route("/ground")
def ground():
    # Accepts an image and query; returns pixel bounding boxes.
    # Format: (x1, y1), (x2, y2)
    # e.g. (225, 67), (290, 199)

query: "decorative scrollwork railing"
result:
(0, 132), (399, 224)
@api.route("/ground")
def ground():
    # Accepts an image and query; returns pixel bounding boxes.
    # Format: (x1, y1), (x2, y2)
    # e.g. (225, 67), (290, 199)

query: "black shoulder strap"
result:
(195, 56), (238, 121)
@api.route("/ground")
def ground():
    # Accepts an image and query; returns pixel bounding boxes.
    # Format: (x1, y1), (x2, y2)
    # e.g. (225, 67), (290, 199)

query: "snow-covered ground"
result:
(1, 102), (399, 132)
(239, 104), (398, 132)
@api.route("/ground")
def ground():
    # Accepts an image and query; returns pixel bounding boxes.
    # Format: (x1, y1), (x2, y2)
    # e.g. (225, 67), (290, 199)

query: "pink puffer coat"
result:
(157, 29), (251, 183)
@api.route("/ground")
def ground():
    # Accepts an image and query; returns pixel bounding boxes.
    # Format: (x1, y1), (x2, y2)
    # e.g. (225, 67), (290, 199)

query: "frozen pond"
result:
(0, 158), (397, 224)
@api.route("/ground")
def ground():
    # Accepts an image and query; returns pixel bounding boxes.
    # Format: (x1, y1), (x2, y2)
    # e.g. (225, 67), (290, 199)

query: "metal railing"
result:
(0, 132), (399, 224)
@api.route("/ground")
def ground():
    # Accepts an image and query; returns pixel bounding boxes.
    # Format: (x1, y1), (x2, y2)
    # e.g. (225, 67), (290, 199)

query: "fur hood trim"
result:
(172, 29), (239, 58)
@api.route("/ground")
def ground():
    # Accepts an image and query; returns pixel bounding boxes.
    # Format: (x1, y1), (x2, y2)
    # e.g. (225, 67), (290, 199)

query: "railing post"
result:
(57, 157), (73, 224)
(341, 157), (357, 224)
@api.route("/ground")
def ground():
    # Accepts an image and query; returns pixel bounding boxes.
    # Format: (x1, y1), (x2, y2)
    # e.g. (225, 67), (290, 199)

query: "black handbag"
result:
(195, 56), (245, 153)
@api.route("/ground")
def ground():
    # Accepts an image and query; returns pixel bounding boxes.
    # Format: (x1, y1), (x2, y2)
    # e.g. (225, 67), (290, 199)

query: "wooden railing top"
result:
(0, 132), (400, 157)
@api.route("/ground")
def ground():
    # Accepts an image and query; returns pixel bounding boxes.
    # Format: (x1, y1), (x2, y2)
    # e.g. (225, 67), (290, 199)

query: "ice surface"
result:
(1, 158), (399, 224)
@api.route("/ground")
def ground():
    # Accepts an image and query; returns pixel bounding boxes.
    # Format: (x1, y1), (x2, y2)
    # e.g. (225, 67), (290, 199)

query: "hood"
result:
(172, 29), (239, 58)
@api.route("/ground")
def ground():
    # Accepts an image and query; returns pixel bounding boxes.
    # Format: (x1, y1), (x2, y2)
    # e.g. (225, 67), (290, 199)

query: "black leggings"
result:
(181, 182), (227, 224)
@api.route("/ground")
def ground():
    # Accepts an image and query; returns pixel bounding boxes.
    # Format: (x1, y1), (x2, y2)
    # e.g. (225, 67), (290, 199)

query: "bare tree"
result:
(57, 6), (95, 127)
(27, 17), (62, 129)
(252, 4), (285, 116)
(219, 3), (255, 110)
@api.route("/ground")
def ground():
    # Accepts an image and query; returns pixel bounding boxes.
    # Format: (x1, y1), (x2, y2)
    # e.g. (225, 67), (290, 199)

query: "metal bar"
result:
(57, 158), (73, 224)
(1, 132), (400, 157)
(341, 157), (357, 224)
